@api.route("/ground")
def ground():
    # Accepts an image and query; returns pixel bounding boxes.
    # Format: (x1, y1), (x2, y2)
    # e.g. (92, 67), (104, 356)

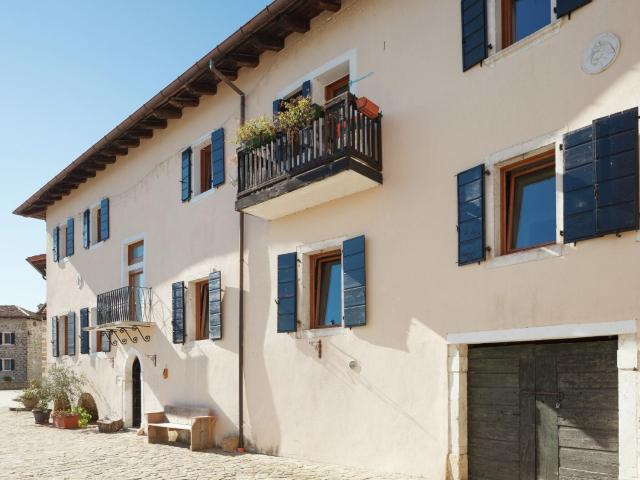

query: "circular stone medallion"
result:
(582, 33), (620, 75)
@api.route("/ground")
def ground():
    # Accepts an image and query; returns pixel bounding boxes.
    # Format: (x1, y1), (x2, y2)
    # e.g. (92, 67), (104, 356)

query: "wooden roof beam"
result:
(140, 118), (168, 129)
(154, 106), (183, 119)
(115, 137), (140, 148)
(128, 128), (154, 139)
(102, 145), (128, 156)
(250, 34), (285, 52)
(228, 53), (260, 68)
(281, 14), (310, 33)
(319, 0), (341, 12)
(169, 96), (200, 108)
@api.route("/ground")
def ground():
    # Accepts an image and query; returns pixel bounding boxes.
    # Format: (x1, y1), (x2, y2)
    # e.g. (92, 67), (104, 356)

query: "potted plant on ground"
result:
(19, 380), (41, 410)
(31, 381), (52, 425)
(52, 409), (80, 429)
(47, 365), (85, 430)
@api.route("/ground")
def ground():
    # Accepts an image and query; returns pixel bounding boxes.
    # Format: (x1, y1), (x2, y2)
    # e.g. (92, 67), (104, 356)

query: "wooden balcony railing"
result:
(97, 286), (152, 326)
(237, 93), (382, 197)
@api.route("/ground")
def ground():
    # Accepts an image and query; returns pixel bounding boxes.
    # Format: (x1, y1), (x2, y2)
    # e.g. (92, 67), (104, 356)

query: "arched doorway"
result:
(132, 357), (142, 428)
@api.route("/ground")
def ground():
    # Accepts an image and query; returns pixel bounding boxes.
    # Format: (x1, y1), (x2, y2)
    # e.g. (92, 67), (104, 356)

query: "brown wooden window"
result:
(501, 0), (551, 48)
(310, 250), (342, 329)
(59, 315), (68, 356)
(96, 207), (102, 243)
(501, 151), (556, 254)
(325, 75), (349, 101)
(200, 145), (212, 194)
(195, 279), (210, 340)
(128, 241), (144, 266)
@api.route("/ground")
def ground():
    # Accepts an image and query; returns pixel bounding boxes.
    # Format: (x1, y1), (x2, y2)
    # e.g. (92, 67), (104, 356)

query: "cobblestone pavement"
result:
(0, 393), (423, 480)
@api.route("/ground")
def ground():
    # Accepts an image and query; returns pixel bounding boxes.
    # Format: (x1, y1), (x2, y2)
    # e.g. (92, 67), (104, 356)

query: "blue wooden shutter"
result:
(211, 129), (225, 188)
(181, 148), (192, 202)
(208, 271), (222, 340)
(594, 107), (639, 235)
(273, 99), (282, 119)
(53, 227), (60, 262)
(563, 125), (595, 243)
(66, 312), (76, 356)
(9, 359), (14, 371)
(556, 0), (591, 18)
(172, 281), (185, 343)
(564, 108), (639, 243)
(80, 308), (89, 354)
(277, 253), (297, 333)
(302, 80), (311, 98)
(10, 333), (15, 344)
(51, 316), (59, 357)
(83, 209), (90, 249)
(461, 0), (487, 71)
(343, 235), (366, 327)
(457, 164), (485, 265)
(66, 217), (74, 257)
(100, 198), (110, 241)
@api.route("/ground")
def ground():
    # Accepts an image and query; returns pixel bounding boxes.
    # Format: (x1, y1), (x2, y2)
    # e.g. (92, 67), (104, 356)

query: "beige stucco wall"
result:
(43, 0), (640, 477)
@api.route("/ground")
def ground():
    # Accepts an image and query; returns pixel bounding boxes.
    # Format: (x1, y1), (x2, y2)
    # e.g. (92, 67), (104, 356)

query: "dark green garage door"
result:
(468, 338), (618, 480)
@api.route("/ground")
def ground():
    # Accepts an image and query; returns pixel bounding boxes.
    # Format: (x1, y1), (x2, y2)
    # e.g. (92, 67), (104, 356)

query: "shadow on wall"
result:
(242, 218), (282, 455)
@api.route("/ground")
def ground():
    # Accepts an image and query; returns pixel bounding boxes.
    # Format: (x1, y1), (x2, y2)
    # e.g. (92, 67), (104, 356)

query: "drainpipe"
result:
(209, 60), (246, 451)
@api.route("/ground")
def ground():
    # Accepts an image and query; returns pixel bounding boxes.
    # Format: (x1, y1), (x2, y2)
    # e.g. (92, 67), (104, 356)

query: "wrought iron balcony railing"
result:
(97, 286), (152, 326)
(237, 92), (382, 197)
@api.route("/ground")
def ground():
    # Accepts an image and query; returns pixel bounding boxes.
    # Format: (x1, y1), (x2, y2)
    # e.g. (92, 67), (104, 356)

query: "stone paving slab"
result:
(0, 403), (424, 480)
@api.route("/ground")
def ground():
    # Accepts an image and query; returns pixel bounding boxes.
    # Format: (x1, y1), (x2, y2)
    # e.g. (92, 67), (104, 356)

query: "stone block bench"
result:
(146, 406), (216, 451)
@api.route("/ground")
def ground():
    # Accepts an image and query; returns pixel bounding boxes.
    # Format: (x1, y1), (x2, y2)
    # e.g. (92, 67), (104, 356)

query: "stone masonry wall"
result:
(0, 317), (45, 390)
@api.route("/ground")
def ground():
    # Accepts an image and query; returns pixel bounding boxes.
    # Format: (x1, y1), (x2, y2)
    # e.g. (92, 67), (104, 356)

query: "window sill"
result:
(487, 244), (564, 269)
(299, 327), (346, 339)
(190, 188), (217, 205)
(90, 240), (106, 251)
(484, 19), (564, 68)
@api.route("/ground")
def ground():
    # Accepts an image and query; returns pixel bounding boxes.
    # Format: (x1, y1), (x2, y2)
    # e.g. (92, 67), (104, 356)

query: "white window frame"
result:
(88, 201), (106, 249)
(485, 0), (563, 63)
(121, 234), (146, 288)
(481, 130), (565, 268)
(295, 236), (348, 338)
(191, 137), (215, 199)
(276, 49), (357, 106)
(1, 359), (14, 371)
(1, 332), (14, 345)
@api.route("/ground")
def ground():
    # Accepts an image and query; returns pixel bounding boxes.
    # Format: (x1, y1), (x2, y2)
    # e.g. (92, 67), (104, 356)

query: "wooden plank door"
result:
(468, 339), (619, 480)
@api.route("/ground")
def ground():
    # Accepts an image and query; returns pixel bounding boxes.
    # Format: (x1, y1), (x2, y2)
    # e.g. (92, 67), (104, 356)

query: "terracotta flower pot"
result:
(53, 414), (79, 429)
(356, 97), (380, 119)
(22, 398), (38, 411)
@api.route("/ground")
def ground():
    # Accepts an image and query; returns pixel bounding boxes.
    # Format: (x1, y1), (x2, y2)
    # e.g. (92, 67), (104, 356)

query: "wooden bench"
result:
(146, 406), (216, 451)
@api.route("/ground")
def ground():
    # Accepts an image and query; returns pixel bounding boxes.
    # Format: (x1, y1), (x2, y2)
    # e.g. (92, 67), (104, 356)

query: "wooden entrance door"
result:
(468, 339), (618, 480)
(132, 357), (141, 428)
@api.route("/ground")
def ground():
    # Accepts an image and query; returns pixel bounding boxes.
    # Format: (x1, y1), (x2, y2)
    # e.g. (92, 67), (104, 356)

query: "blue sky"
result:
(0, 0), (270, 311)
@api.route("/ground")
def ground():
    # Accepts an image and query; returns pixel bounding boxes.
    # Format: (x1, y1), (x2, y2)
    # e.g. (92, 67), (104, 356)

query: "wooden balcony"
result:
(236, 93), (382, 220)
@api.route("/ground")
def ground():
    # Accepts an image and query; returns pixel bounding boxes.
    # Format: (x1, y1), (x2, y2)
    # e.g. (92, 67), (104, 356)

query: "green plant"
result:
(3, 375), (13, 382)
(274, 97), (320, 134)
(233, 115), (276, 148)
(71, 406), (91, 428)
(20, 380), (40, 400)
(46, 365), (85, 409)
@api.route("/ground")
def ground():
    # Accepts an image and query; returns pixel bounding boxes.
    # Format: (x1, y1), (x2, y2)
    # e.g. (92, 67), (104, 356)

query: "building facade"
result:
(0, 306), (45, 390)
(14, 0), (640, 478)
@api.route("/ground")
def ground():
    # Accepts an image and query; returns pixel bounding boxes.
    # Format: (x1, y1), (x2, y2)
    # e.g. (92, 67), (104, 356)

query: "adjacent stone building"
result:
(0, 306), (45, 390)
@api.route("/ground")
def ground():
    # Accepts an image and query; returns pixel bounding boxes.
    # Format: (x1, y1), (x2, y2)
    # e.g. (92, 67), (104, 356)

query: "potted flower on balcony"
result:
(274, 97), (321, 158)
(234, 115), (277, 149)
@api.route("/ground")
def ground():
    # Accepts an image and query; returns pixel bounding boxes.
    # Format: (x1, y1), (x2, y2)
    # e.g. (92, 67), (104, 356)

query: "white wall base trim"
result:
(446, 320), (637, 345)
